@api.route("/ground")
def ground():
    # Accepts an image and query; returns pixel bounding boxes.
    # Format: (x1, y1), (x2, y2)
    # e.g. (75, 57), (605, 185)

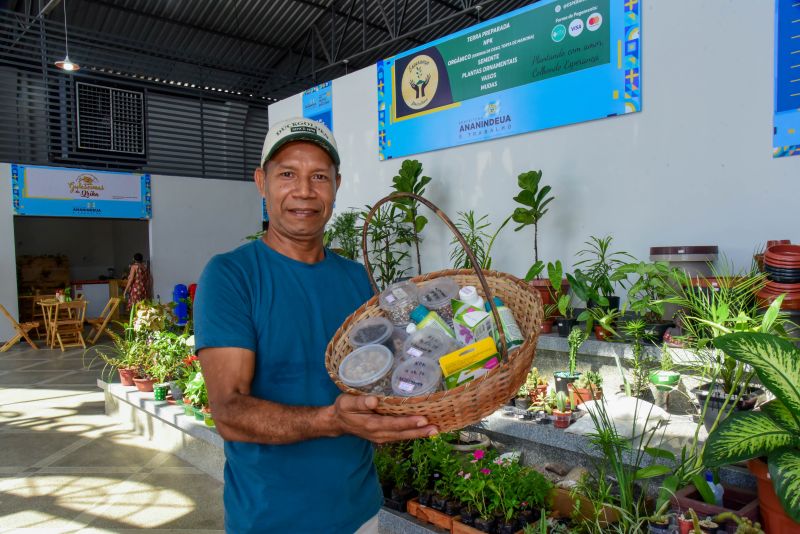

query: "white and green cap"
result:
(260, 117), (340, 167)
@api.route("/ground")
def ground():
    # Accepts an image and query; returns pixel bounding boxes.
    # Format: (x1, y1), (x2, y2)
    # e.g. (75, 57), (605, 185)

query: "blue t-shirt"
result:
(194, 240), (382, 534)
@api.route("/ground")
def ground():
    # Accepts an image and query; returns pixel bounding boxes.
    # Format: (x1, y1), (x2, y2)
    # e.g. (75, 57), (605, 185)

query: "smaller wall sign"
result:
(774, 0), (800, 158)
(303, 81), (333, 131)
(11, 164), (151, 219)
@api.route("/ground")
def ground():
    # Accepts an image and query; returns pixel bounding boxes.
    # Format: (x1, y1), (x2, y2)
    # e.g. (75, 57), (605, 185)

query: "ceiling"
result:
(2, 0), (537, 101)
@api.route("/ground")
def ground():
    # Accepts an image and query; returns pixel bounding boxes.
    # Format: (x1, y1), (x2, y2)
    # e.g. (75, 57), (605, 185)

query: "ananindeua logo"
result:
(68, 174), (104, 198)
(400, 54), (439, 110)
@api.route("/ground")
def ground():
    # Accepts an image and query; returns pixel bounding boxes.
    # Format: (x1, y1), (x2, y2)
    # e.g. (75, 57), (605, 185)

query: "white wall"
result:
(149, 174), (261, 303)
(269, 0), (800, 282)
(0, 163), (17, 341)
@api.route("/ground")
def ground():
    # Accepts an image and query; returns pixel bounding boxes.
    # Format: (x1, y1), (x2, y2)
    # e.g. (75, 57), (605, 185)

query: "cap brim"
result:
(262, 132), (340, 167)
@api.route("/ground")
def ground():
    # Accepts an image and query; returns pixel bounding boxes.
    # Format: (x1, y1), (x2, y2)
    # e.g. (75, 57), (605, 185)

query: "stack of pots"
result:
(758, 243), (800, 312)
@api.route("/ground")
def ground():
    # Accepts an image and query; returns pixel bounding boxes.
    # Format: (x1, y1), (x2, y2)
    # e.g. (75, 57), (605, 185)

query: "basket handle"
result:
(360, 192), (508, 358)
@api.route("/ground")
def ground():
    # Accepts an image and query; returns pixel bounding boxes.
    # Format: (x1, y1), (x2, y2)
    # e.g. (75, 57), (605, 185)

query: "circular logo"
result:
(551, 24), (566, 43)
(587, 12), (603, 31)
(400, 54), (439, 110)
(568, 18), (584, 37)
(554, 5), (561, 13)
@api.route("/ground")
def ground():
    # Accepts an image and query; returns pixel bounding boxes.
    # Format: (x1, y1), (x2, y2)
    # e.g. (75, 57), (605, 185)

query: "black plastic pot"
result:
(459, 506), (477, 526)
(516, 509), (536, 528)
(514, 397), (532, 410)
(555, 317), (578, 337)
(445, 499), (461, 516)
(430, 492), (447, 511)
(474, 516), (497, 533)
(587, 296), (621, 310)
(554, 371), (581, 395)
(692, 382), (765, 432)
(647, 520), (671, 534)
(384, 485), (415, 511)
(497, 520), (517, 534)
(417, 490), (432, 507)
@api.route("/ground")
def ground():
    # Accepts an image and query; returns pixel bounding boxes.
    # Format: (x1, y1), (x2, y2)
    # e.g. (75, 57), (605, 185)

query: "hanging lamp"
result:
(55, 0), (79, 72)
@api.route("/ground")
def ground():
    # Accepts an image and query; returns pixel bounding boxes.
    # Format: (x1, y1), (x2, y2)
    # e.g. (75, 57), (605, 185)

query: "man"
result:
(194, 117), (438, 534)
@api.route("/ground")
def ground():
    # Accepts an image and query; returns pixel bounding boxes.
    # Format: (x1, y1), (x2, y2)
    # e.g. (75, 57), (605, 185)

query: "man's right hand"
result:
(331, 394), (439, 444)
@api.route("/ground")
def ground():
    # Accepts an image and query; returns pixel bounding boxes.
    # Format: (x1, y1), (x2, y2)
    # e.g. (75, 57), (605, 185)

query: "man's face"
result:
(255, 141), (341, 242)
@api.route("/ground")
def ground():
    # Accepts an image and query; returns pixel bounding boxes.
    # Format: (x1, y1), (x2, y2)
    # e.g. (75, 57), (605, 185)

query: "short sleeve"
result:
(194, 254), (257, 353)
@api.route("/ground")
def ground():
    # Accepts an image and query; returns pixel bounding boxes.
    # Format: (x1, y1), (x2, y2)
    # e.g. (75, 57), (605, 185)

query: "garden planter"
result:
(677, 515), (718, 534)
(671, 483), (758, 533)
(541, 319), (554, 334)
(647, 519), (671, 534)
(153, 383), (169, 401)
(182, 398), (194, 416)
(550, 487), (618, 525)
(192, 405), (204, 421)
(594, 325), (612, 341)
(552, 409), (572, 429)
(555, 317), (578, 337)
(529, 279), (569, 308)
(568, 384), (602, 405)
(553, 371), (580, 395)
(692, 382), (764, 431)
(132, 377), (154, 392)
(748, 458), (800, 534)
(118, 367), (136, 386)
(649, 370), (680, 391)
(406, 498), (459, 531)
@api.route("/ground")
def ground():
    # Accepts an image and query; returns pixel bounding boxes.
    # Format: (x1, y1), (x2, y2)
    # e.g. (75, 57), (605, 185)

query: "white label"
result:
(385, 294), (396, 304)
(398, 380), (416, 392)
(392, 288), (408, 300)
(407, 347), (424, 358)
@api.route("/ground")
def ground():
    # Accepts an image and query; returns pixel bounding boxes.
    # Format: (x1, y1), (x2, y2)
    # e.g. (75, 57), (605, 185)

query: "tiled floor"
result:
(0, 341), (224, 533)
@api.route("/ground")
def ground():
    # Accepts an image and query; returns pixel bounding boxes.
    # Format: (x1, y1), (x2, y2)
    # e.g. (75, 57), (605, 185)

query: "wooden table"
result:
(36, 299), (59, 349)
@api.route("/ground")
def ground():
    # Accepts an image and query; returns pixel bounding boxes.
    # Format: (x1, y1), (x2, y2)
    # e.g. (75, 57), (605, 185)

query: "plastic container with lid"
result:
(379, 281), (420, 325)
(402, 327), (459, 362)
(338, 344), (394, 394)
(391, 356), (442, 397)
(458, 286), (485, 309)
(348, 317), (395, 352)
(418, 277), (460, 324)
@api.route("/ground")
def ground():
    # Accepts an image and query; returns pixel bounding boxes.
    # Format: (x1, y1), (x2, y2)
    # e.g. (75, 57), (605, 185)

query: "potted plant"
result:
(611, 260), (677, 341)
(552, 391), (572, 429)
(390, 159), (432, 276)
(568, 370), (603, 405)
(513, 170), (560, 306)
(515, 383), (532, 410)
(147, 330), (192, 401)
(323, 209), (361, 261)
(85, 306), (147, 385)
(584, 306), (621, 341)
(554, 326), (585, 394)
(525, 367), (548, 402)
(574, 235), (633, 310)
(649, 343), (681, 391)
(646, 513), (672, 534)
(544, 261), (577, 336)
(703, 332), (800, 530)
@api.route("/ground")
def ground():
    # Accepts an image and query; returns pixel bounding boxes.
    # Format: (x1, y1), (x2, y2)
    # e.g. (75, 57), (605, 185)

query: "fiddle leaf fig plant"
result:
(512, 169), (554, 274)
(703, 332), (800, 523)
(390, 159), (431, 276)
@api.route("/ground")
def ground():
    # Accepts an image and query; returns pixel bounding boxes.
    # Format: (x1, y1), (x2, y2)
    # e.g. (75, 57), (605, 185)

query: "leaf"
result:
(768, 448), (800, 523)
(760, 294), (785, 333)
(511, 208), (535, 225)
(691, 474), (717, 505)
(656, 475), (679, 512)
(761, 399), (800, 433)
(634, 465), (672, 480)
(524, 262), (544, 282)
(712, 333), (800, 424)
(513, 190), (537, 208)
(415, 215), (428, 233)
(704, 411), (798, 467)
(644, 447), (676, 461)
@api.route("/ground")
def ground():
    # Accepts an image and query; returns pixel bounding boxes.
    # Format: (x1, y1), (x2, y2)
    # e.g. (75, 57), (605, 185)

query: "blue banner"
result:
(774, 0), (800, 158)
(377, 0), (640, 160)
(11, 164), (151, 219)
(303, 81), (334, 132)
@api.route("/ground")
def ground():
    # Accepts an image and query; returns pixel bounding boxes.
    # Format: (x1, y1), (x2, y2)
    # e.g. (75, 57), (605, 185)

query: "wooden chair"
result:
(86, 297), (121, 345)
(52, 300), (87, 351)
(0, 303), (39, 352)
(31, 293), (55, 339)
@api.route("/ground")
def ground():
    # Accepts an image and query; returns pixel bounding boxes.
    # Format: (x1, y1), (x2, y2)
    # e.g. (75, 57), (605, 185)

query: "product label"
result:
(385, 294), (397, 304)
(398, 379), (417, 392)
(407, 347), (424, 358)
(392, 288), (408, 300)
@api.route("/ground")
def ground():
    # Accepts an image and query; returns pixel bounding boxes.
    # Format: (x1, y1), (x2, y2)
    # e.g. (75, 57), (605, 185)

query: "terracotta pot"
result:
(118, 367), (136, 386)
(766, 240), (791, 249)
(568, 384), (602, 405)
(132, 377), (154, 392)
(552, 410), (572, 428)
(550, 488), (618, 525)
(748, 458), (800, 533)
(528, 278), (569, 309)
(594, 325), (611, 341)
(529, 384), (548, 403)
(766, 244), (800, 256)
(541, 319), (554, 334)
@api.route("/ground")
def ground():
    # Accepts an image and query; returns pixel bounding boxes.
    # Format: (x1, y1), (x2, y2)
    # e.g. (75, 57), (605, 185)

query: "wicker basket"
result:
(325, 193), (543, 432)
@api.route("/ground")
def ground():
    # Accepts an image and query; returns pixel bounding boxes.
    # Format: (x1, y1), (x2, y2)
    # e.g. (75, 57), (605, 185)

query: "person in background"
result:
(194, 117), (437, 534)
(124, 252), (151, 311)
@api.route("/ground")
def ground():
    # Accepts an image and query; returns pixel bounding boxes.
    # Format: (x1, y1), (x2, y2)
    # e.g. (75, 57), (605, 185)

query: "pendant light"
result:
(55, 0), (79, 72)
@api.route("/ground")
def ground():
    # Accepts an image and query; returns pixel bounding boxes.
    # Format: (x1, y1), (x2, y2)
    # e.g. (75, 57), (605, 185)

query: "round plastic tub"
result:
(348, 317), (394, 351)
(418, 277), (460, 324)
(338, 344), (394, 394)
(379, 281), (420, 325)
(402, 327), (458, 362)
(391, 356), (442, 397)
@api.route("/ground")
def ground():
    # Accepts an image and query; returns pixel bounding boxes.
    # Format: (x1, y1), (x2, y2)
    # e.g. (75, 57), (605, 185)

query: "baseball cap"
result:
(260, 117), (340, 167)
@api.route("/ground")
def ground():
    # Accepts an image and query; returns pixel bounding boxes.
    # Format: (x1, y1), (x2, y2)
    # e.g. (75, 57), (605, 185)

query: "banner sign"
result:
(11, 164), (151, 219)
(773, 0), (800, 158)
(377, 0), (640, 160)
(303, 81), (334, 132)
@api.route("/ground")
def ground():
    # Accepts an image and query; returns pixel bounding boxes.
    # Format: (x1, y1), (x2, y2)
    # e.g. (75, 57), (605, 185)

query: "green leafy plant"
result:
(703, 332), (800, 523)
(362, 204), (415, 290)
(181, 369), (208, 408)
(621, 319), (656, 397)
(323, 209), (361, 261)
(574, 235), (634, 300)
(450, 211), (510, 270)
(390, 159), (431, 276)
(511, 169), (554, 276)
(583, 306), (622, 338)
(612, 261), (677, 323)
(567, 326), (588, 376)
(85, 304), (148, 380)
(146, 331), (192, 383)
(555, 390), (569, 412)
(525, 367), (548, 390)
(574, 370), (603, 390)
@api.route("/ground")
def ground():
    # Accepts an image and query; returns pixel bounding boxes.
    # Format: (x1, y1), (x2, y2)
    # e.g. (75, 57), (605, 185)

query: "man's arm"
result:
(199, 347), (439, 445)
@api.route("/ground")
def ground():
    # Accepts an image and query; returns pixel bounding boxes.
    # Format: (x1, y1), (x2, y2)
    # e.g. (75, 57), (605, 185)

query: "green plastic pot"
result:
(649, 370), (680, 391)
(153, 383), (169, 401)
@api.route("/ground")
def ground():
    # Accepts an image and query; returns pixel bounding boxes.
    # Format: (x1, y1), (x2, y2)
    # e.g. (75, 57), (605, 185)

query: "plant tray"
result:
(406, 498), (459, 531)
(671, 484), (759, 534)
